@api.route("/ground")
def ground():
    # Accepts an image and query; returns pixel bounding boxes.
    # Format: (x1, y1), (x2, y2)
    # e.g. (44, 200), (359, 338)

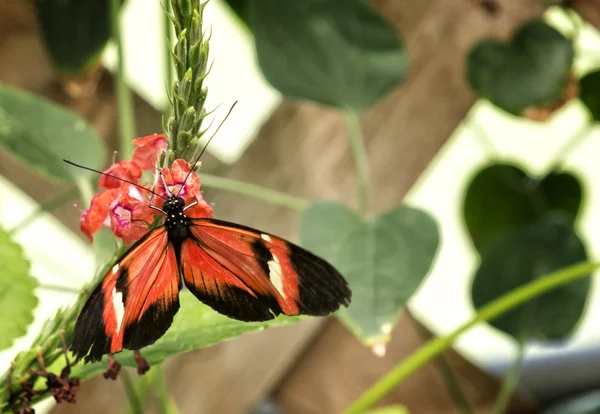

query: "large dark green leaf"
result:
(34, 0), (126, 74)
(251, 0), (407, 112)
(471, 217), (590, 341)
(71, 293), (302, 379)
(0, 228), (38, 351)
(463, 162), (583, 254)
(467, 19), (574, 115)
(0, 85), (106, 182)
(579, 69), (600, 122)
(300, 202), (439, 344)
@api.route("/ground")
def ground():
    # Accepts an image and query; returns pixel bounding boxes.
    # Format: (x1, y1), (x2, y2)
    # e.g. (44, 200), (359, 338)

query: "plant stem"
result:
(121, 370), (143, 414)
(493, 340), (526, 414)
(110, 0), (135, 159)
(163, 0), (174, 121)
(344, 111), (369, 214)
(546, 120), (594, 171)
(467, 116), (499, 159)
(8, 186), (78, 235)
(343, 260), (600, 414)
(38, 283), (80, 295)
(200, 173), (311, 211)
(411, 312), (473, 414)
(155, 365), (169, 414)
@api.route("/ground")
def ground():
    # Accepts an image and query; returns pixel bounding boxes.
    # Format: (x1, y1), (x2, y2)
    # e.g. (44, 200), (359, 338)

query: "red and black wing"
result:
(71, 227), (181, 363)
(179, 218), (351, 322)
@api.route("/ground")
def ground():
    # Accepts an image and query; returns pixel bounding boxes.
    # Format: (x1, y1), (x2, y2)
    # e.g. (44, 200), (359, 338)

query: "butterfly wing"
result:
(71, 227), (181, 363)
(179, 218), (351, 322)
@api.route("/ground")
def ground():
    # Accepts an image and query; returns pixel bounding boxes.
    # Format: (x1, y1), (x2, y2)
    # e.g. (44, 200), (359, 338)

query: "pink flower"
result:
(132, 134), (167, 170)
(80, 143), (213, 243)
(99, 160), (142, 189)
(153, 159), (213, 219)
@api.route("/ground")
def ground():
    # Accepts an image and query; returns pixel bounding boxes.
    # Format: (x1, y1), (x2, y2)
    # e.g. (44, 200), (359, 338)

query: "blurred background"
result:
(2, 0), (600, 413)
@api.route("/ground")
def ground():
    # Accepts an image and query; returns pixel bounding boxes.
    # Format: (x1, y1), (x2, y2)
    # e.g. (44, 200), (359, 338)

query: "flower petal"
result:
(99, 160), (142, 189)
(155, 159), (200, 200)
(183, 195), (214, 219)
(109, 192), (155, 244)
(80, 189), (119, 242)
(132, 134), (167, 170)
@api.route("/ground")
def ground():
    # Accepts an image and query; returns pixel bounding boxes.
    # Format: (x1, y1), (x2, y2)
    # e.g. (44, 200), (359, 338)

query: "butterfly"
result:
(67, 160), (352, 364)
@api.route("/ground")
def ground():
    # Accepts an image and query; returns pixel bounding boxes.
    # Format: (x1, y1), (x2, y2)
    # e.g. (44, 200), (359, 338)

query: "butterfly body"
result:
(71, 195), (351, 363)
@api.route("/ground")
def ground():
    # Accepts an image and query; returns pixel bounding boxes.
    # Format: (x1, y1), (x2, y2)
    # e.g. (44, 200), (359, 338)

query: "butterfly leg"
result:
(103, 354), (121, 380)
(134, 350), (150, 375)
(183, 196), (199, 211)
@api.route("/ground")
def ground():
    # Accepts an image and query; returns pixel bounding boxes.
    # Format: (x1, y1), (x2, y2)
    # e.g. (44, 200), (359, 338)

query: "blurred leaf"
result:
(579, 70), (600, 122)
(222, 0), (250, 28)
(299, 202), (439, 344)
(539, 171), (583, 219)
(542, 390), (600, 414)
(471, 217), (590, 341)
(463, 162), (583, 253)
(467, 19), (573, 115)
(34, 0), (126, 74)
(367, 405), (409, 414)
(0, 227), (38, 351)
(251, 0), (407, 112)
(0, 85), (106, 182)
(71, 293), (303, 379)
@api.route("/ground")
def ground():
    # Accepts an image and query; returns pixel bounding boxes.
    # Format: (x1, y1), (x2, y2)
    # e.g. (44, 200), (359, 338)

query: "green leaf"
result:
(471, 217), (590, 341)
(33, 0), (126, 74)
(251, 0), (407, 112)
(0, 227), (38, 351)
(299, 202), (439, 344)
(0, 85), (106, 182)
(71, 293), (302, 379)
(579, 69), (600, 122)
(467, 19), (574, 115)
(463, 162), (584, 254)
(538, 171), (583, 220)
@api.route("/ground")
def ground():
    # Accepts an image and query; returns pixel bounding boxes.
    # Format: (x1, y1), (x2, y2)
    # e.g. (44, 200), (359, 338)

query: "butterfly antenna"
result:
(63, 159), (167, 200)
(176, 101), (238, 197)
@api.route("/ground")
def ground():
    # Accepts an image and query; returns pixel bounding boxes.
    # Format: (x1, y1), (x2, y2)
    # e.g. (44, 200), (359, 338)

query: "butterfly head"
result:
(163, 195), (185, 213)
(163, 196), (191, 242)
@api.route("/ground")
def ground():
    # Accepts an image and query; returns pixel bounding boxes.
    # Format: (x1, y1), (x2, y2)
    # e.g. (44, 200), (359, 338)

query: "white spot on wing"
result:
(112, 263), (120, 274)
(261, 234), (271, 242)
(268, 254), (285, 298)
(112, 288), (125, 334)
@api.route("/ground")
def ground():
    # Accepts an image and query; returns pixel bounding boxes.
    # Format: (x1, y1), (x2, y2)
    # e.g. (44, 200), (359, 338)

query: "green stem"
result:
(110, 0), (135, 159)
(155, 365), (169, 414)
(344, 111), (369, 214)
(8, 186), (78, 235)
(200, 173), (311, 211)
(493, 340), (526, 414)
(121, 370), (143, 414)
(468, 117), (499, 159)
(163, 0), (174, 121)
(38, 283), (80, 295)
(343, 260), (600, 414)
(412, 314), (473, 414)
(546, 120), (594, 172)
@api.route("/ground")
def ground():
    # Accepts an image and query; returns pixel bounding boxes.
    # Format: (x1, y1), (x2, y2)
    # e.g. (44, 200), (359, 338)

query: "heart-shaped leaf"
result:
(579, 69), (600, 122)
(250, 0), (407, 113)
(467, 19), (574, 116)
(0, 85), (106, 182)
(34, 0), (126, 74)
(463, 162), (583, 254)
(471, 217), (590, 341)
(299, 202), (439, 344)
(71, 293), (303, 379)
(0, 227), (38, 351)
